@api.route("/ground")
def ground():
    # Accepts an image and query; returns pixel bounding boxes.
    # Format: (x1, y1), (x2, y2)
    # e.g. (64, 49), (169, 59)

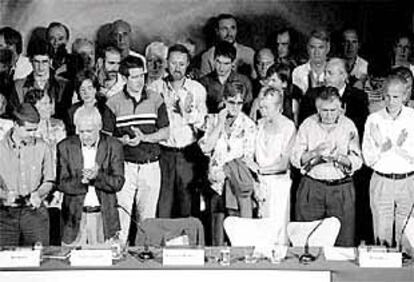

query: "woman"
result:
(199, 82), (257, 246)
(67, 69), (115, 136)
(250, 63), (301, 126)
(254, 86), (296, 245)
(24, 89), (66, 246)
(390, 33), (414, 76)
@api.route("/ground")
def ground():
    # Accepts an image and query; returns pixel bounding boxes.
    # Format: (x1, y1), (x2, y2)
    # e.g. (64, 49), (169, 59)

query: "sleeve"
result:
(183, 84), (207, 128)
(156, 102), (170, 129)
(282, 122), (297, 161)
(56, 142), (88, 195)
(200, 49), (213, 77)
(93, 139), (125, 193)
(361, 115), (382, 168)
(347, 122), (363, 173)
(290, 122), (309, 170)
(242, 121), (257, 163)
(101, 106), (116, 135)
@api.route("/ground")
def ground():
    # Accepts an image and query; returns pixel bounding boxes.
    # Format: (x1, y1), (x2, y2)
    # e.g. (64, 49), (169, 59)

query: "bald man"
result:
(299, 57), (369, 137)
(252, 48), (275, 98)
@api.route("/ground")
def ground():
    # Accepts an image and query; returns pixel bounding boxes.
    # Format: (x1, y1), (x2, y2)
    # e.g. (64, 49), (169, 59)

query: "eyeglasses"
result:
(226, 100), (244, 106)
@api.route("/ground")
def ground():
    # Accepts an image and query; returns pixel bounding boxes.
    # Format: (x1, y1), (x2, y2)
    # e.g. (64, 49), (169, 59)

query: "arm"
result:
(361, 117), (389, 168)
(199, 113), (225, 155)
(182, 85), (207, 129)
(339, 125), (363, 174)
(34, 144), (55, 199)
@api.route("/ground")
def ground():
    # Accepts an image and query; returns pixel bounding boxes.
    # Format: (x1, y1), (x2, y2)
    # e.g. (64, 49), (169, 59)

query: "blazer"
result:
(57, 133), (125, 244)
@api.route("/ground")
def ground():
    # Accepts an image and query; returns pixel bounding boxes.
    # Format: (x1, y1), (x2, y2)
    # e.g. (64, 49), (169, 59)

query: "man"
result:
(0, 103), (54, 246)
(341, 28), (369, 89)
(71, 38), (96, 70)
(0, 27), (32, 80)
(200, 41), (252, 114)
(46, 22), (70, 76)
(10, 40), (72, 121)
(145, 41), (168, 86)
(362, 75), (414, 248)
(57, 107), (124, 245)
(151, 44), (207, 219)
(291, 87), (362, 246)
(0, 48), (13, 105)
(111, 19), (146, 69)
(107, 55), (169, 243)
(292, 29), (330, 94)
(200, 14), (255, 78)
(299, 58), (369, 137)
(96, 46), (125, 99)
(274, 28), (297, 71)
(252, 48), (274, 99)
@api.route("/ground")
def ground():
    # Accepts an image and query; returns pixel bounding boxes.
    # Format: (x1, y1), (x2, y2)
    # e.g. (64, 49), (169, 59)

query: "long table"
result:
(1, 246), (413, 282)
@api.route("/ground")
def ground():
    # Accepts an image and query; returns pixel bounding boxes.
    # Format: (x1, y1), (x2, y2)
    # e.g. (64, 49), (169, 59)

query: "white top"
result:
(13, 55), (32, 80)
(292, 62), (325, 94)
(350, 56), (368, 80)
(362, 106), (414, 173)
(0, 119), (13, 140)
(82, 144), (100, 207)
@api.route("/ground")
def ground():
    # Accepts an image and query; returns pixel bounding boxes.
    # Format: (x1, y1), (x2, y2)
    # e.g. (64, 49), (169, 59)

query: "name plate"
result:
(70, 249), (113, 266)
(359, 250), (402, 268)
(163, 248), (205, 266)
(0, 250), (40, 268)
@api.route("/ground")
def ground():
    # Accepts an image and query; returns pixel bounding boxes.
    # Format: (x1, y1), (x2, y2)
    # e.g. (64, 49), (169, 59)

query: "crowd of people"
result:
(0, 13), (414, 250)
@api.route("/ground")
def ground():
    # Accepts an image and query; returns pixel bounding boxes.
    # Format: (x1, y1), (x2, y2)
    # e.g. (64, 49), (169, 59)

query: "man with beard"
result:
(46, 22), (70, 78)
(200, 14), (255, 78)
(151, 44), (207, 219)
(96, 46), (125, 99)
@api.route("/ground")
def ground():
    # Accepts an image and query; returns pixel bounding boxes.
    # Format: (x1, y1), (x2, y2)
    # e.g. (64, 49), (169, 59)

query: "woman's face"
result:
(224, 93), (244, 117)
(79, 79), (97, 104)
(394, 37), (411, 63)
(35, 95), (53, 120)
(259, 91), (282, 118)
(266, 73), (287, 90)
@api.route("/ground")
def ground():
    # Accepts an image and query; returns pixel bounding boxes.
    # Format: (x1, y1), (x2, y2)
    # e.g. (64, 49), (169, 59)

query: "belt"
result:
(83, 206), (101, 213)
(135, 156), (159, 165)
(375, 171), (414, 180)
(259, 170), (288, 176)
(160, 144), (193, 153)
(309, 176), (353, 186)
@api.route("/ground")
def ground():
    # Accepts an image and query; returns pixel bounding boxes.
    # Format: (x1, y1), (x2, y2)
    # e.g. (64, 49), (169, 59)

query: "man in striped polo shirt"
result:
(107, 55), (169, 244)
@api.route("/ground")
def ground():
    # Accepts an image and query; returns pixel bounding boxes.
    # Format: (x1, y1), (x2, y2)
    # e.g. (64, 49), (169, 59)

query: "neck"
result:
(170, 77), (185, 91)
(310, 61), (326, 74)
(84, 99), (97, 107)
(218, 72), (231, 84)
(127, 86), (143, 100)
(11, 129), (23, 145)
(386, 106), (403, 119)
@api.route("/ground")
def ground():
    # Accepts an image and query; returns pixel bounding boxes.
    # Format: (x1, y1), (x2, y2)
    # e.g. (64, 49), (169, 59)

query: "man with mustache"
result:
(200, 14), (255, 79)
(96, 46), (125, 99)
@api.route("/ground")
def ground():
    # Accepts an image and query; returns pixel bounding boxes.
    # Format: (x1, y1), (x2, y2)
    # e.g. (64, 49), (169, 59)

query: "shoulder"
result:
(237, 43), (254, 54)
(299, 114), (318, 130)
(280, 115), (296, 131)
(58, 135), (78, 150)
(102, 134), (123, 149)
(185, 79), (206, 94)
(107, 91), (125, 105)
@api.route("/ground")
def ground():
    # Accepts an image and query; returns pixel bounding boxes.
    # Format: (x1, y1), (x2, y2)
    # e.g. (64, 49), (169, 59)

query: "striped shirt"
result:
(107, 87), (169, 163)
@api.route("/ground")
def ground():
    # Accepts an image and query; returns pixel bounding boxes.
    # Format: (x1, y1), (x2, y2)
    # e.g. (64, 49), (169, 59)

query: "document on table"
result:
(324, 247), (356, 261)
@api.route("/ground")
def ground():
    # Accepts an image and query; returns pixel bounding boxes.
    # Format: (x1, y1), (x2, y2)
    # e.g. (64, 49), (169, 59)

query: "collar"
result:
(6, 128), (36, 149)
(81, 135), (100, 150)
(338, 84), (347, 97)
(163, 75), (188, 92)
(123, 85), (148, 106)
(384, 106), (404, 120)
(23, 71), (54, 89)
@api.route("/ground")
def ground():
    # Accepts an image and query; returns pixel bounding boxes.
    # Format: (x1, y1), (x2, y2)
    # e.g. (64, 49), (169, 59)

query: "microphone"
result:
(116, 204), (154, 260)
(299, 218), (325, 264)
(398, 202), (414, 262)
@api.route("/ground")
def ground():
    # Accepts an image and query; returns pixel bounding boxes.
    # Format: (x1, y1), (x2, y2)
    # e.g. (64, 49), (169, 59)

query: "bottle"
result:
(110, 231), (122, 260)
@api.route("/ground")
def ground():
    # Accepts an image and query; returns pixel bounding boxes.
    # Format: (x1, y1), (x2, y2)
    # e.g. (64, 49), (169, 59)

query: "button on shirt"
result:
(292, 62), (325, 94)
(82, 142), (100, 207)
(362, 106), (414, 173)
(150, 77), (207, 148)
(291, 114), (362, 180)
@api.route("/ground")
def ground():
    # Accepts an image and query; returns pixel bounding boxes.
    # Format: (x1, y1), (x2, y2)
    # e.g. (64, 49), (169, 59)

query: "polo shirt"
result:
(106, 87), (169, 163)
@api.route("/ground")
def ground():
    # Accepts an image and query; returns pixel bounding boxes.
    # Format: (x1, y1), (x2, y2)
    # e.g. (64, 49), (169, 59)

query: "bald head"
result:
(325, 58), (347, 89)
(255, 48), (275, 79)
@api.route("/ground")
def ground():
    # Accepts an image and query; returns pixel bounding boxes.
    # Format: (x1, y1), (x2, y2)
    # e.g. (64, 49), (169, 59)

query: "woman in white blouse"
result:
(255, 86), (296, 245)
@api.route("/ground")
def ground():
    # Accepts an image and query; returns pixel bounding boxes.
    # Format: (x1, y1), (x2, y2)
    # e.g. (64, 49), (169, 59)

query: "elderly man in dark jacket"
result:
(57, 107), (124, 245)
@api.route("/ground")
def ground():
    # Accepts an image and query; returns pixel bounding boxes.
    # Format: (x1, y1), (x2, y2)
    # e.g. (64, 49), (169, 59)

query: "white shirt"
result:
(292, 62), (325, 94)
(13, 55), (32, 80)
(82, 143), (100, 207)
(151, 77), (207, 148)
(0, 118), (13, 140)
(350, 56), (368, 80)
(129, 50), (147, 72)
(362, 106), (414, 173)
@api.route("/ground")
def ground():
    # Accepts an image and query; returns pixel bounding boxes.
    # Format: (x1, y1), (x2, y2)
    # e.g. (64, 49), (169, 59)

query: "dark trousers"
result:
(295, 176), (355, 247)
(157, 143), (202, 218)
(0, 205), (49, 246)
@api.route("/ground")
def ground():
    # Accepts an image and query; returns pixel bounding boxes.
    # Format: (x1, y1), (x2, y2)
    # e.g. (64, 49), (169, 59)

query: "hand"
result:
(118, 135), (130, 145)
(82, 164), (99, 181)
(313, 142), (333, 157)
(334, 154), (351, 168)
(131, 126), (147, 143)
(380, 137), (392, 153)
(218, 108), (228, 125)
(183, 91), (194, 113)
(29, 192), (42, 209)
(370, 123), (383, 147)
(396, 129), (408, 147)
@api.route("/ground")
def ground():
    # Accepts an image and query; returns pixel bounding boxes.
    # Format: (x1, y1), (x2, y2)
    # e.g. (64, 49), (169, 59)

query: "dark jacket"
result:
(57, 133), (125, 244)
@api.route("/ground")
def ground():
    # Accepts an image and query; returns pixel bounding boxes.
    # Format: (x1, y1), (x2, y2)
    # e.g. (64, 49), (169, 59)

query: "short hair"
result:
(104, 45), (121, 58)
(0, 27), (23, 55)
(327, 57), (348, 79)
(145, 41), (168, 59)
(72, 38), (95, 54)
(223, 81), (247, 100)
(112, 19), (131, 32)
(309, 29), (330, 44)
(167, 44), (191, 62)
(390, 66), (414, 82)
(216, 14), (237, 28)
(27, 39), (49, 59)
(74, 106), (102, 130)
(46, 22), (70, 40)
(342, 28), (359, 40)
(119, 55), (145, 77)
(315, 86), (341, 105)
(0, 48), (13, 66)
(24, 89), (52, 105)
(383, 74), (407, 92)
(393, 32), (413, 47)
(254, 48), (274, 65)
(266, 62), (292, 83)
(261, 86), (284, 105)
(214, 41), (236, 62)
(74, 68), (99, 94)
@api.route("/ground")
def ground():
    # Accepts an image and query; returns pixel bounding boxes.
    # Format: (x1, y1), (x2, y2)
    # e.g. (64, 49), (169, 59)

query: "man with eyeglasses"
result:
(0, 103), (54, 246)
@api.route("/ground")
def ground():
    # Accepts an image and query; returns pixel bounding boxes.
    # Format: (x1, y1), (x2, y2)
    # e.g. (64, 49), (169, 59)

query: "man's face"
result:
(307, 37), (330, 65)
(77, 119), (100, 147)
(126, 67), (145, 93)
(48, 25), (68, 52)
(146, 53), (165, 80)
(168, 51), (189, 81)
(15, 121), (38, 143)
(114, 25), (130, 52)
(342, 30), (359, 59)
(225, 93), (244, 117)
(217, 18), (237, 44)
(325, 62), (346, 89)
(384, 81), (406, 114)
(78, 44), (95, 69)
(276, 32), (290, 59)
(255, 50), (274, 79)
(32, 55), (50, 77)
(317, 98), (341, 124)
(394, 37), (411, 62)
(214, 55), (233, 78)
(0, 34), (17, 59)
(104, 51), (121, 80)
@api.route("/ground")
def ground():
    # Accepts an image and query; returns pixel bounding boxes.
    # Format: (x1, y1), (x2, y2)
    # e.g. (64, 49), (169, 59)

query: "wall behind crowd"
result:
(0, 0), (413, 70)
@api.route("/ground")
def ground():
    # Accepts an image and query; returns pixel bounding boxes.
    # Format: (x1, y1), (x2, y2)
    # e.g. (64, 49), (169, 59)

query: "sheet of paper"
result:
(324, 247), (356, 261)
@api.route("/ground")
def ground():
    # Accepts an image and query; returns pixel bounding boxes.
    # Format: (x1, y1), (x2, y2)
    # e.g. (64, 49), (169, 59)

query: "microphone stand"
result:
(117, 204), (154, 260)
(299, 219), (324, 264)
(398, 202), (414, 263)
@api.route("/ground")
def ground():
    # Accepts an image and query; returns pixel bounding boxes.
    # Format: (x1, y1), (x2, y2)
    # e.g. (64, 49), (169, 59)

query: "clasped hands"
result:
(120, 126), (148, 147)
(303, 142), (351, 169)
(81, 163), (99, 184)
(370, 123), (407, 152)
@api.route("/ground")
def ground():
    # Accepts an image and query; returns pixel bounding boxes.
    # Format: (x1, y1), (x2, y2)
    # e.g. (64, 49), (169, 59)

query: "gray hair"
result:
(74, 106), (102, 131)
